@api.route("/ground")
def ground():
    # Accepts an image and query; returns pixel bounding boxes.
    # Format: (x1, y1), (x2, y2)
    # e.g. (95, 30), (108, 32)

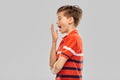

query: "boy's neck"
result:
(66, 27), (77, 35)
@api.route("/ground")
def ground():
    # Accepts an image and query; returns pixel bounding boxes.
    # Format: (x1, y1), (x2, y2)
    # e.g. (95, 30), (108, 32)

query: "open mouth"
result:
(58, 26), (61, 28)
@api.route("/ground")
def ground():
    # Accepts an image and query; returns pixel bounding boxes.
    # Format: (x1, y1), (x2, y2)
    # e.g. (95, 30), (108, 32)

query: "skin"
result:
(49, 11), (77, 74)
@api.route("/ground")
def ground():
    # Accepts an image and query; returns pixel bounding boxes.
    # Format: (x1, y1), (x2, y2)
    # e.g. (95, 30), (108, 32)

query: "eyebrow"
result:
(58, 16), (61, 18)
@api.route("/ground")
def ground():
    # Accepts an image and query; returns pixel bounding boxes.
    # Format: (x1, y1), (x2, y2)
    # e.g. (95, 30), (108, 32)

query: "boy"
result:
(49, 5), (83, 80)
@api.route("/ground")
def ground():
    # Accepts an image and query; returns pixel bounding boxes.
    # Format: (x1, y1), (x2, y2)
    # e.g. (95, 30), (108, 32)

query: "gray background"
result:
(0, 0), (119, 80)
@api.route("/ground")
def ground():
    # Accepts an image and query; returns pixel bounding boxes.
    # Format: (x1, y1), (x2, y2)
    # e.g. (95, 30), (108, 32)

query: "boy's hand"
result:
(51, 24), (58, 43)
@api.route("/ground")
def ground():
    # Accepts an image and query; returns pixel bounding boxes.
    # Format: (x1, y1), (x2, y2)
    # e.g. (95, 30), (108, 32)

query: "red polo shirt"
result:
(56, 29), (83, 80)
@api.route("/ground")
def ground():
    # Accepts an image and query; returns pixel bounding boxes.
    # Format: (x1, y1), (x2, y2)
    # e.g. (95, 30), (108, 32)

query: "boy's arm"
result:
(49, 24), (58, 68)
(49, 42), (57, 68)
(51, 56), (67, 74)
(49, 24), (67, 74)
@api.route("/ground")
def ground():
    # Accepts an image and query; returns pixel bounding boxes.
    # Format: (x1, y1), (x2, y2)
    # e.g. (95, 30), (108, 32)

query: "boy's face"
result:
(56, 11), (70, 34)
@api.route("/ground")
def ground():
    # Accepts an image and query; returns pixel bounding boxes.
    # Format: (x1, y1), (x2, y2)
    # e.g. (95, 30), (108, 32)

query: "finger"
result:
(50, 24), (53, 30)
(51, 24), (54, 29)
(56, 30), (58, 36)
(51, 24), (54, 32)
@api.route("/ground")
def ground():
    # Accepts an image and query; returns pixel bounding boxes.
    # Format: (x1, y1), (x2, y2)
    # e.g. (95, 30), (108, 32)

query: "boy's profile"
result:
(49, 5), (83, 80)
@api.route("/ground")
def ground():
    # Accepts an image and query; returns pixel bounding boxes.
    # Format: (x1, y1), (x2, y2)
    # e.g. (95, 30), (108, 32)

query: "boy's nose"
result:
(56, 21), (58, 25)
(56, 20), (59, 25)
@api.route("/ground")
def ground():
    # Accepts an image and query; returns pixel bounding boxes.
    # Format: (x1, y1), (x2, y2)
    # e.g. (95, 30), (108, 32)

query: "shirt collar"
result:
(62, 29), (78, 39)
(67, 29), (78, 36)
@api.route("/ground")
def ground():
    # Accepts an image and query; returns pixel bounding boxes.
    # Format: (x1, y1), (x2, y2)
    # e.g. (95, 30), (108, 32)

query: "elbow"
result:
(55, 64), (62, 73)
(49, 63), (53, 68)
(49, 61), (54, 68)
(50, 62), (63, 74)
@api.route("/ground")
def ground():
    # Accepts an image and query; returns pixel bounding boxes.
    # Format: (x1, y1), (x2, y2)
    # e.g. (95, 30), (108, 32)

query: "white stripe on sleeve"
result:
(63, 46), (83, 56)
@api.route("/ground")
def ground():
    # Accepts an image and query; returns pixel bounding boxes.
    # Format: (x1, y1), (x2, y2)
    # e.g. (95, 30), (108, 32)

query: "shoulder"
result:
(69, 33), (81, 40)
(68, 33), (82, 45)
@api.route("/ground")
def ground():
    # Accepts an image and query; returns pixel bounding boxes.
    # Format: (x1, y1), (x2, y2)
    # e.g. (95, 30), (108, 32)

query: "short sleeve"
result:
(61, 38), (77, 59)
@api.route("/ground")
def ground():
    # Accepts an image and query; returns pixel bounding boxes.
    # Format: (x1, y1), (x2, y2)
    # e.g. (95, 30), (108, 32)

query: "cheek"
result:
(61, 26), (68, 33)
(60, 18), (68, 25)
(61, 21), (68, 27)
(60, 22), (68, 30)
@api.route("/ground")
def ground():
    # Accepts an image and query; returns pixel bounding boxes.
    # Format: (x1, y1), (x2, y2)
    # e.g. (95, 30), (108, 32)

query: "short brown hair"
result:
(57, 5), (83, 27)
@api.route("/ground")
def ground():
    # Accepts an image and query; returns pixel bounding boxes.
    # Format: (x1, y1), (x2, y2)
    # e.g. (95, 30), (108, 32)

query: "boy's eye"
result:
(58, 17), (61, 20)
(58, 18), (61, 20)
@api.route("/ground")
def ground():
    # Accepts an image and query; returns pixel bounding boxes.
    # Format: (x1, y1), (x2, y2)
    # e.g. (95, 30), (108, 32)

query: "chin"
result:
(59, 30), (66, 34)
(61, 32), (64, 34)
(61, 31), (66, 34)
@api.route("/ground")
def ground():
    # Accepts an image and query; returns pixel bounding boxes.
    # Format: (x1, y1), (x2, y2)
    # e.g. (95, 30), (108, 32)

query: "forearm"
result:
(51, 56), (67, 74)
(49, 42), (57, 68)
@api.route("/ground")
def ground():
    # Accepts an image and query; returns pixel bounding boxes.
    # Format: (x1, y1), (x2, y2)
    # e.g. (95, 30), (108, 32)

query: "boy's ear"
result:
(68, 17), (74, 24)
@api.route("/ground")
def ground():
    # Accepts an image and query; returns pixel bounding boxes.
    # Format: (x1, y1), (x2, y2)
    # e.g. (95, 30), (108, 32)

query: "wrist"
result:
(52, 41), (57, 44)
